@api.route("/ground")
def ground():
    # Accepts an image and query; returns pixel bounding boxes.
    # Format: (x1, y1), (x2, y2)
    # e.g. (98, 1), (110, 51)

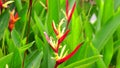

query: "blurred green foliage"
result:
(0, 0), (120, 68)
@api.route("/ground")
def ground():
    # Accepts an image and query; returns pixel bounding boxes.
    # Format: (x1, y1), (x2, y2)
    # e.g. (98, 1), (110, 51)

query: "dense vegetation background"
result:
(0, 0), (120, 68)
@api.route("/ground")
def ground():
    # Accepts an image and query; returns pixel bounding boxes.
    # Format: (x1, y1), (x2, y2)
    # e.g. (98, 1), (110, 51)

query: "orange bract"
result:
(8, 10), (19, 31)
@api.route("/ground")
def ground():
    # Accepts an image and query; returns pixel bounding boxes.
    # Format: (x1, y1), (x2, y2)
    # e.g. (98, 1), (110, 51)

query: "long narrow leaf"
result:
(64, 55), (102, 68)
(93, 10), (120, 51)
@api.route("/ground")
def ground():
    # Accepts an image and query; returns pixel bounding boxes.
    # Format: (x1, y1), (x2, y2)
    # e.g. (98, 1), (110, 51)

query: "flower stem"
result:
(54, 62), (58, 68)
(22, 0), (32, 68)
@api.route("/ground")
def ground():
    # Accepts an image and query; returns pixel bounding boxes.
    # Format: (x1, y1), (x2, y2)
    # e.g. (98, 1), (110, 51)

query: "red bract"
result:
(44, 13), (83, 68)
(44, 20), (70, 53)
(66, 0), (69, 17)
(52, 19), (65, 37)
(8, 10), (20, 31)
(56, 29), (70, 52)
(52, 22), (59, 35)
(44, 20), (83, 68)
(54, 43), (83, 68)
(0, 0), (3, 8)
(66, 0), (76, 26)
(67, 2), (76, 23)
(58, 29), (70, 47)
(44, 30), (70, 53)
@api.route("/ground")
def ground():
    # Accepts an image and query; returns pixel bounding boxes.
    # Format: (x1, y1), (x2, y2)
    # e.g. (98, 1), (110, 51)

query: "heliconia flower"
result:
(44, 30), (70, 53)
(57, 29), (70, 49)
(52, 19), (70, 51)
(0, 0), (14, 9)
(52, 22), (59, 35)
(52, 45), (68, 62)
(52, 19), (66, 38)
(44, 32), (58, 53)
(8, 9), (20, 31)
(66, 0), (76, 26)
(54, 42), (83, 68)
(44, 26), (70, 53)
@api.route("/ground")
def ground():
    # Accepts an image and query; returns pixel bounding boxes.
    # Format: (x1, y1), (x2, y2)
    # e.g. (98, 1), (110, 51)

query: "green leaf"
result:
(0, 49), (3, 58)
(114, 40), (120, 53)
(5, 29), (16, 53)
(103, 38), (113, 67)
(116, 49), (120, 68)
(14, 0), (22, 12)
(35, 35), (44, 51)
(0, 53), (13, 68)
(11, 29), (22, 47)
(93, 10), (120, 51)
(47, 0), (60, 34)
(10, 47), (22, 68)
(101, 1), (114, 67)
(64, 55), (102, 68)
(6, 32), (20, 68)
(15, 2), (28, 39)
(95, 0), (103, 8)
(25, 51), (43, 68)
(102, 0), (114, 24)
(89, 42), (106, 68)
(19, 41), (35, 53)
(71, 9), (82, 49)
(34, 12), (44, 32)
(34, 12), (49, 68)
(48, 0), (60, 23)
(0, 10), (10, 40)
(114, 0), (120, 11)
(84, 21), (94, 40)
(114, 26), (120, 53)
(96, 0), (104, 31)
(33, 12), (46, 42)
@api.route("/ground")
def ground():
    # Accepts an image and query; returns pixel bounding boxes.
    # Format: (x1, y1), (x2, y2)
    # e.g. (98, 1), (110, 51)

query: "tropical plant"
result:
(0, 0), (120, 68)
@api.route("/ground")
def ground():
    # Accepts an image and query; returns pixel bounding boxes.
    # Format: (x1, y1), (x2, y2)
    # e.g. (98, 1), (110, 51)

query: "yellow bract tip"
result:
(2, 1), (14, 8)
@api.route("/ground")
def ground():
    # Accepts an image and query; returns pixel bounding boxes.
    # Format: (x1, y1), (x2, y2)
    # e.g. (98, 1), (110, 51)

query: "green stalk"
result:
(2, 29), (6, 55)
(116, 47), (120, 68)
(21, 16), (27, 40)
(22, 0), (32, 68)
(90, 42), (106, 68)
